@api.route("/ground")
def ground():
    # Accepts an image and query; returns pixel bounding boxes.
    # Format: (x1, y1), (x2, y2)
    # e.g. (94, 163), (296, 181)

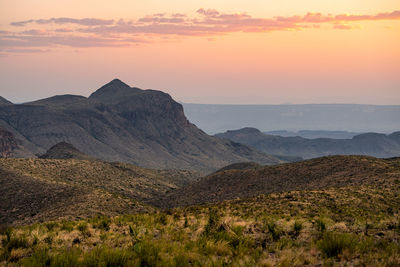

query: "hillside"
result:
(0, 79), (281, 172)
(163, 155), (400, 207)
(1, 175), (399, 266)
(39, 142), (94, 160)
(0, 158), (199, 225)
(0, 127), (17, 158)
(216, 127), (400, 159)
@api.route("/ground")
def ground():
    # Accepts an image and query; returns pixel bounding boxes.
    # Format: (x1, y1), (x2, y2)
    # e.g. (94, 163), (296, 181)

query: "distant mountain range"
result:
(263, 130), (361, 139)
(216, 127), (400, 159)
(182, 103), (400, 134)
(0, 79), (280, 172)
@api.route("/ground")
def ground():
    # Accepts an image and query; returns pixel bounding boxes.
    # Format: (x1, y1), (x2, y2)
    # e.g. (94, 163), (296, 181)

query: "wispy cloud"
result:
(11, 18), (115, 27)
(2, 9), (399, 53)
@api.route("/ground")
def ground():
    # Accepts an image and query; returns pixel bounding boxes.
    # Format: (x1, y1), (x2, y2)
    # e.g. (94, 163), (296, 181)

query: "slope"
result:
(163, 155), (400, 207)
(39, 142), (94, 160)
(0, 158), (199, 225)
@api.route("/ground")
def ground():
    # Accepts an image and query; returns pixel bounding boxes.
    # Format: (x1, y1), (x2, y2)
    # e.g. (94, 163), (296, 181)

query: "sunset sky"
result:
(0, 0), (399, 104)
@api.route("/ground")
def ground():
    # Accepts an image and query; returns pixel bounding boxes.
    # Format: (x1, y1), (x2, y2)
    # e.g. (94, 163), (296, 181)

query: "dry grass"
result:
(1, 182), (399, 266)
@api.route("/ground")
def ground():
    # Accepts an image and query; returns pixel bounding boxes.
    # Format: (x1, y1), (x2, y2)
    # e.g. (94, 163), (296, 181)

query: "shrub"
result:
(133, 240), (160, 266)
(318, 232), (357, 258)
(51, 248), (81, 266)
(77, 222), (90, 237)
(173, 253), (190, 267)
(204, 209), (220, 236)
(21, 247), (51, 267)
(5, 234), (29, 252)
(83, 247), (130, 266)
(157, 213), (168, 225)
(60, 221), (74, 232)
(315, 218), (326, 235)
(94, 217), (111, 231)
(267, 222), (281, 241)
(293, 221), (302, 237)
(45, 222), (58, 232)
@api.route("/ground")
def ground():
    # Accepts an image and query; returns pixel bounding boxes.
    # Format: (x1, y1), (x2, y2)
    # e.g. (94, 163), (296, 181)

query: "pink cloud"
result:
(3, 9), (399, 52)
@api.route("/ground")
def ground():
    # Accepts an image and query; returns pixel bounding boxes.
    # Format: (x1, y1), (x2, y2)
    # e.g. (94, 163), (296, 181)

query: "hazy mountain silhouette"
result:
(216, 127), (400, 159)
(183, 103), (400, 134)
(0, 79), (280, 172)
(263, 130), (361, 139)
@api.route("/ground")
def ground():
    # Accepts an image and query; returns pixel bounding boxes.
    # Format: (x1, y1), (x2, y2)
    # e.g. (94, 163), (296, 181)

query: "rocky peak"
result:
(89, 79), (141, 103)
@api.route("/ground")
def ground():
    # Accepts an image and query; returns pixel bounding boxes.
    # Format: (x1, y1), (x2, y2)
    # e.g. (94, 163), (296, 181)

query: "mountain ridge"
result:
(0, 80), (281, 172)
(216, 127), (400, 159)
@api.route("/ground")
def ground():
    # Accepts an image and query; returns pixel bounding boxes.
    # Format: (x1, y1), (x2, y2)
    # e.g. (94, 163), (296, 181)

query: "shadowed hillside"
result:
(0, 80), (281, 172)
(0, 158), (199, 225)
(163, 155), (400, 207)
(39, 142), (94, 160)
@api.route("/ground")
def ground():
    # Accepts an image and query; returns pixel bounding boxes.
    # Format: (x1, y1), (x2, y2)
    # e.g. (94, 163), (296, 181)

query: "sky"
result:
(0, 0), (399, 104)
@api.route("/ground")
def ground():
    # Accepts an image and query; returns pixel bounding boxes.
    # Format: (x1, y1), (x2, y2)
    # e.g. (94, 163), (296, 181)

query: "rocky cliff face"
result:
(0, 127), (17, 157)
(0, 79), (280, 171)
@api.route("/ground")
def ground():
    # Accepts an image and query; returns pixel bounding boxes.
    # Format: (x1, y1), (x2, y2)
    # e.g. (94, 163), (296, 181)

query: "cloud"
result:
(2, 9), (399, 52)
(333, 24), (356, 30)
(2, 48), (51, 53)
(0, 33), (148, 48)
(197, 8), (220, 17)
(11, 18), (114, 27)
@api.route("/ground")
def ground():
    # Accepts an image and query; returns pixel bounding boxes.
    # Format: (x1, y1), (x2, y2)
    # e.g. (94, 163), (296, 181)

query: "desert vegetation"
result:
(1, 181), (399, 266)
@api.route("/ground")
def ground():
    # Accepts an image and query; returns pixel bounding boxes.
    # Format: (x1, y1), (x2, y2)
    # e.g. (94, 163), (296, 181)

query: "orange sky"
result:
(0, 0), (399, 104)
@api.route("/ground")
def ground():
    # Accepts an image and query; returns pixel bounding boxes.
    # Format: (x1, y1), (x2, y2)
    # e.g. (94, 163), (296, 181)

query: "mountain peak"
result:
(0, 96), (13, 105)
(229, 127), (262, 134)
(108, 78), (129, 87)
(89, 79), (141, 103)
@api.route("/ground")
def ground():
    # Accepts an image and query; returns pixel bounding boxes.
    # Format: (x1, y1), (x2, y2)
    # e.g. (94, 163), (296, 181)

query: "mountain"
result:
(163, 155), (400, 207)
(264, 130), (361, 139)
(0, 79), (281, 172)
(0, 96), (12, 106)
(40, 142), (94, 160)
(182, 103), (400, 134)
(216, 127), (400, 159)
(0, 157), (199, 225)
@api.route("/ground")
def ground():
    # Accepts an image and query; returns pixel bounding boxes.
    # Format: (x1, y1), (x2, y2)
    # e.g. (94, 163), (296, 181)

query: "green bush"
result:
(5, 234), (29, 252)
(83, 247), (130, 267)
(318, 232), (356, 258)
(45, 222), (58, 232)
(60, 221), (74, 232)
(267, 222), (281, 241)
(51, 248), (81, 267)
(204, 209), (220, 236)
(133, 240), (160, 266)
(77, 222), (90, 237)
(21, 247), (51, 267)
(293, 221), (302, 237)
